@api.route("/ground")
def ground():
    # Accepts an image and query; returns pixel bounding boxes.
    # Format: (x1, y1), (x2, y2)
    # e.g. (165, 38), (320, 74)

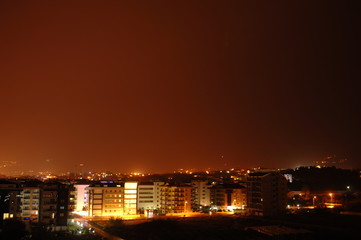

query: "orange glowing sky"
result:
(0, 0), (360, 173)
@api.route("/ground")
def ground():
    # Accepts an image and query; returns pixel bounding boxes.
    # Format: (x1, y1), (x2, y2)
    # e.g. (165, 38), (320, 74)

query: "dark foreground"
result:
(2, 213), (361, 240)
(102, 213), (361, 240)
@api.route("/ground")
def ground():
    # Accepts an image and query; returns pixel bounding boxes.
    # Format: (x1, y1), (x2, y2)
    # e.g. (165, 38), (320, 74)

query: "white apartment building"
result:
(21, 187), (40, 222)
(73, 184), (89, 212)
(191, 180), (211, 210)
(137, 181), (164, 214)
(124, 182), (138, 215)
(87, 181), (138, 217)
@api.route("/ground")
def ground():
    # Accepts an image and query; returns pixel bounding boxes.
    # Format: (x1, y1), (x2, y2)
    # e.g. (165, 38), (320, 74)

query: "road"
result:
(73, 217), (125, 240)
(88, 221), (125, 240)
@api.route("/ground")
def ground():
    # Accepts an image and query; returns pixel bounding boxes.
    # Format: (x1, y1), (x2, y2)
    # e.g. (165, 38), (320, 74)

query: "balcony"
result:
(44, 208), (56, 212)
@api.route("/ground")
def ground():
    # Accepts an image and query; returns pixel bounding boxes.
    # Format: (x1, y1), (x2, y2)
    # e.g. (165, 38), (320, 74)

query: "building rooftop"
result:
(138, 182), (155, 185)
(88, 181), (124, 187)
(210, 183), (245, 189)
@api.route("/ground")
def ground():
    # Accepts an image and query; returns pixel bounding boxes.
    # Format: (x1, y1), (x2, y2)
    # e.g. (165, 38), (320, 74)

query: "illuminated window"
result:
(124, 190), (137, 194)
(124, 194), (137, 199)
(125, 182), (138, 189)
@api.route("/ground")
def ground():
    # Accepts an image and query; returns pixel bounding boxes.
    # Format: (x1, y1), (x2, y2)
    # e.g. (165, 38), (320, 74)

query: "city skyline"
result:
(0, 1), (360, 174)
(0, 154), (355, 176)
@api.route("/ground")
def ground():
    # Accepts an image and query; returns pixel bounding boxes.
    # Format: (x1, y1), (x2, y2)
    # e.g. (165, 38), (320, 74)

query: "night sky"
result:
(0, 0), (360, 174)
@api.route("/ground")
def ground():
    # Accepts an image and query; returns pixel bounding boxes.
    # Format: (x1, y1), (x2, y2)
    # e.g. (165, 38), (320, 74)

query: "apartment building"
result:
(124, 182), (138, 215)
(210, 183), (246, 211)
(137, 181), (164, 214)
(73, 183), (90, 212)
(153, 181), (164, 210)
(87, 181), (138, 217)
(39, 182), (70, 226)
(247, 171), (287, 216)
(160, 184), (192, 214)
(0, 181), (22, 224)
(137, 182), (155, 212)
(88, 181), (124, 217)
(21, 187), (40, 222)
(191, 180), (212, 210)
(69, 185), (76, 213)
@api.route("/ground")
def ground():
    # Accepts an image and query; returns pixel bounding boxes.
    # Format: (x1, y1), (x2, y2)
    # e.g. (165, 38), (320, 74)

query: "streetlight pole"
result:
(329, 193), (333, 203)
(313, 196), (316, 207)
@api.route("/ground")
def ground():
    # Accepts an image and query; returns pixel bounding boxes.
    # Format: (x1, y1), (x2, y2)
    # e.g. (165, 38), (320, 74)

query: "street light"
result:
(313, 196), (316, 207)
(329, 193), (333, 203)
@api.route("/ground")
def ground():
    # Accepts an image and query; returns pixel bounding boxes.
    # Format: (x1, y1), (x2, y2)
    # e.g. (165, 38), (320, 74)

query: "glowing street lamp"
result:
(329, 193), (333, 203)
(313, 196), (317, 207)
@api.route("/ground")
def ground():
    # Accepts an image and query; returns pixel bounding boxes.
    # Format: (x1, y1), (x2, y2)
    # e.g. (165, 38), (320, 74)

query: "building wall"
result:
(21, 187), (40, 222)
(39, 183), (69, 226)
(88, 185), (124, 217)
(247, 172), (287, 216)
(0, 183), (22, 223)
(137, 181), (164, 213)
(160, 185), (192, 214)
(153, 181), (163, 210)
(210, 188), (227, 208)
(74, 184), (89, 212)
(40, 187), (58, 225)
(138, 184), (155, 211)
(191, 181), (211, 210)
(210, 184), (246, 211)
(124, 182), (138, 215)
(102, 187), (124, 216)
(231, 188), (247, 209)
(87, 181), (138, 217)
(55, 184), (70, 226)
(88, 187), (103, 216)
